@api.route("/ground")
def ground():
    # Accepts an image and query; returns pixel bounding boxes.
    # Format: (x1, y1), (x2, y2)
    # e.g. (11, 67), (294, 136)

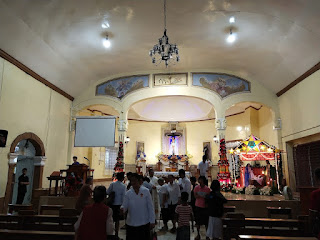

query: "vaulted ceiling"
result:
(0, 0), (319, 97)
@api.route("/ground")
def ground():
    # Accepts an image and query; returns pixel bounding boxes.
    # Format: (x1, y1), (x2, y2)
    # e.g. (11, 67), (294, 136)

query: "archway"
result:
(2, 132), (45, 213)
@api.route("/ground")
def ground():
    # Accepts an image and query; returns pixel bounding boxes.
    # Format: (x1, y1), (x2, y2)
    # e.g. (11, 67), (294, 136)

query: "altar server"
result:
(149, 169), (160, 220)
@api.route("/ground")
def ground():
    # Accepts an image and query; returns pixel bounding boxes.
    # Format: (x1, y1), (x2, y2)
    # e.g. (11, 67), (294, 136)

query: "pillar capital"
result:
(8, 153), (19, 165)
(215, 117), (227, 131)
(34, 156), (47, 166)
(118, 119), (128, 132)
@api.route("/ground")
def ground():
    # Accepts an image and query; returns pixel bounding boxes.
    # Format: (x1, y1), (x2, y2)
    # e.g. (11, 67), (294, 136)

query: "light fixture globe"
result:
(149, 0), (180, 67)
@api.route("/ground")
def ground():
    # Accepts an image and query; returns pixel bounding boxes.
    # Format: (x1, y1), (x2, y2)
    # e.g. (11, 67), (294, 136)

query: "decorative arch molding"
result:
(121, 86), (222, 119)
(72, 98), (122, 117)
(10, 132), (45, 156)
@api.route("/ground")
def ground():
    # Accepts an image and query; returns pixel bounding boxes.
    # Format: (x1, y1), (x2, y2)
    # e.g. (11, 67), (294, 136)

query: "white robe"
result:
(149, 176), (160, 219)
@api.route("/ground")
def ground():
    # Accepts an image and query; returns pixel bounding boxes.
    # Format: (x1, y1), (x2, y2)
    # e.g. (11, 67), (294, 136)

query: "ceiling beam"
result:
(277, 61), (320, 97)
(0, 49), (74, 101)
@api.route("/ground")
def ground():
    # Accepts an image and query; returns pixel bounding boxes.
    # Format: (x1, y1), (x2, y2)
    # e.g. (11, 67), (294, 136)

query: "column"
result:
(215, 117), (227, 140)
(2, 153), (19, 213)
(33, 156), (47, 189)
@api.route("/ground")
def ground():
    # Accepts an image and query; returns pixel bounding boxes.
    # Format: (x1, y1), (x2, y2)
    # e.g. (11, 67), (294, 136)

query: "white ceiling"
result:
(86, 98), (263, 121)
(1, 0), (319, 97)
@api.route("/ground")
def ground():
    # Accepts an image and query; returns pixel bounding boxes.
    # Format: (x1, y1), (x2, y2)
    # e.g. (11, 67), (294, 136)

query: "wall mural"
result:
(192, 73), (250, 98)
(96, 75), (149, 99)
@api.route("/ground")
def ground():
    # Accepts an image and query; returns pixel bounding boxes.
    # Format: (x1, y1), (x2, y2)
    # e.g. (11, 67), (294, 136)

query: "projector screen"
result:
(74, 116), (116, 147)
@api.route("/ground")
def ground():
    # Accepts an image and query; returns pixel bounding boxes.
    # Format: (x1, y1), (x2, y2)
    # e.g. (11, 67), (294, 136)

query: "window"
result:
(105, 147), (118, 176)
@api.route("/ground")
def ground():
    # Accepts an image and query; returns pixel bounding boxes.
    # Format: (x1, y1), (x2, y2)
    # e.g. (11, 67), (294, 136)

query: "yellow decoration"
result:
(229, 149), (234, 154)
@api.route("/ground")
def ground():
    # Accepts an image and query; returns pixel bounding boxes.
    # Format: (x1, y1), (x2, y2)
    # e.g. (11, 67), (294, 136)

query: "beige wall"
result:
(0, 57), (72, 196)
(279, 70), (320, 189)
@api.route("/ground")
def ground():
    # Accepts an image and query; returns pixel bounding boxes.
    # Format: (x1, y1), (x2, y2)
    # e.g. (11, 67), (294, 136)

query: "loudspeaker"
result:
(0, 130), (8, 147)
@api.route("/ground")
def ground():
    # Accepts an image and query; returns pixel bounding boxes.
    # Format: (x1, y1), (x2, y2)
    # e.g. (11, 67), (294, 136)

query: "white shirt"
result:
(158, 184), (169, 208)
(74, 207), (114, 235)
(167, 181), (181, 205)
(121, 186), (155, 226)
(143, 181), (152, 191)
(198, 161), (209, 178)
(178, 177), (192, 202)
(106, 180), (126, 206)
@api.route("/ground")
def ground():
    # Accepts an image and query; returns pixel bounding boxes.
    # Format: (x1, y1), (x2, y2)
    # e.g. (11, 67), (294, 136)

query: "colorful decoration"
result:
(96, 75), (149, 99)
(192, 73), (250, 98)
(112, 142), (124, 181)
(217, 138), (231, 184)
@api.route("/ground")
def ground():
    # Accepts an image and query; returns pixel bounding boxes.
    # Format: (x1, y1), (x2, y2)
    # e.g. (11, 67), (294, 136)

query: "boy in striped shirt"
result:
(175, 192), (193, 240)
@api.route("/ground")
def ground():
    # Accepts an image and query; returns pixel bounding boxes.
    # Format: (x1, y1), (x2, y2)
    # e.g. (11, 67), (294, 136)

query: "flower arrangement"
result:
(259, 186), (273, 196)
(232, 186), (244, 194)
(245, 185), (256, 195)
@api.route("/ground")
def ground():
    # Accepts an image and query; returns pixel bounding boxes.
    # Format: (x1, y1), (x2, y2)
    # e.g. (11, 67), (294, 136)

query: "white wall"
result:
(0, 57), (72, 196)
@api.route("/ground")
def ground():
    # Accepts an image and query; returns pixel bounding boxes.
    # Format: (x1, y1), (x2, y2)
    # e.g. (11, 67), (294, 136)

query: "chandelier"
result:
(149, 0), (180, 67)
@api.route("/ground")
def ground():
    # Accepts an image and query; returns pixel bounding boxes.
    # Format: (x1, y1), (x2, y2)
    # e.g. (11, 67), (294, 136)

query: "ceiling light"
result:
(229, 16), (235, 23)
(149, 0), (179, 67)
(103, 35), (111, 48)
(101, 21), (110, 29)
(227, 29), (236, 43)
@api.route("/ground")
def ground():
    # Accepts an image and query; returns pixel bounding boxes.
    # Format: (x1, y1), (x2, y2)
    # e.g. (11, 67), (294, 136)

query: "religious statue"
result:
(136, 144), (147, 175)
(169, 136), (179, 155)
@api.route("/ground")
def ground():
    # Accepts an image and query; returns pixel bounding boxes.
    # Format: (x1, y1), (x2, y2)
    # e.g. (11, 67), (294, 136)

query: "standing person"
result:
(194, 176), (211, 240)
(125, 172), (133, 190)
(190, 177), (198, 214)
(72, 156), (80, 165)
(149, 169), (160, 220)
(309, 168), (320, 239)
(158, 178), (169, 231)
(106, 172), (126, 240)
(175, 192), (193, 240)
(206, 180), (227, 240)
(178, 169), (192, 203)
(198, 155), (209, 183)
(74, 186), (114, 240)
(167, 174), (181, 233)
(75, 177), (93, 212)
(121, 173), (155, 240)
(16, 168), (29, 204)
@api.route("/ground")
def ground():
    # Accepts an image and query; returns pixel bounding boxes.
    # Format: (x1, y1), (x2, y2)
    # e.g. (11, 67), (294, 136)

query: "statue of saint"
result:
(136, 146), (146, 174)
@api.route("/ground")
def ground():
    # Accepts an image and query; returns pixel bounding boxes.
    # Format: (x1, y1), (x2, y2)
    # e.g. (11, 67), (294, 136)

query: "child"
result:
(175, 192), (193, 240)
(158, 178), (169, 231)
(206, 180), (227, 240)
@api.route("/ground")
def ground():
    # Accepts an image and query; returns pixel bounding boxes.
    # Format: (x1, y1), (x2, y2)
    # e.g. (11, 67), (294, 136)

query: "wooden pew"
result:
(40, 205), (64, 215)
(238, 235), (317, 240)
(0, 229), (74, 240)
(8, 204), (33, 214)
(223, 217), (308, 240)
(0, 214), (78, 232)
(267, 207), (292, 219)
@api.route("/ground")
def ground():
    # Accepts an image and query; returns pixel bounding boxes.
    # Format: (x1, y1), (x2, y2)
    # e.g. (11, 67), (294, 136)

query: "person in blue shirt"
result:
(73, 156), (80, 165)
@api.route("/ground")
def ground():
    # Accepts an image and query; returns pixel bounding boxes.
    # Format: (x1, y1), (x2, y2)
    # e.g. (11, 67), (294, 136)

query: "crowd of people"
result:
(74, 162), (228, 240)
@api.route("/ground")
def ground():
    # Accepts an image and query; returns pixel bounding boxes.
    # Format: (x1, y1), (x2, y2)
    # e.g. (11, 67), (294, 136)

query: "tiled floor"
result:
(117, 220), (208, 240)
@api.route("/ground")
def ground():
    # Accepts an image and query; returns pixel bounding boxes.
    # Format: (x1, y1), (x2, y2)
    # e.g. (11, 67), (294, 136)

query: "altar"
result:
(154, 171), (191, 178)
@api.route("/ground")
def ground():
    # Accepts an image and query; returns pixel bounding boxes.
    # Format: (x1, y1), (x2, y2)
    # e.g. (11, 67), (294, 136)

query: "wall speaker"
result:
(0, 130), (8, 147)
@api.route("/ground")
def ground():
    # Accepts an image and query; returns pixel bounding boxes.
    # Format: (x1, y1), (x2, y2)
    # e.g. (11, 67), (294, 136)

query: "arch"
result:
(10, 132), (45, 156)
(121, 86), (224, 120)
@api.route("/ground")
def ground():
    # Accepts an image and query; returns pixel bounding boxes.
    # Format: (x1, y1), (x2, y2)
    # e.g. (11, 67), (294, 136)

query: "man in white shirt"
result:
(106, 172), (126, 239)
(167, 174), (181, 233)
(198, 155), (209, 179)
(178, 169), (192, 203)
(149, 169), (160, 220)
(157, 178), (169, 231)
(121, 173), (155, 240)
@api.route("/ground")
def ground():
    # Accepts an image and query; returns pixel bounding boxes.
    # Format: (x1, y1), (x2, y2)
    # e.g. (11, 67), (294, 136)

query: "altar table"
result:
(154, 171), (191, 178)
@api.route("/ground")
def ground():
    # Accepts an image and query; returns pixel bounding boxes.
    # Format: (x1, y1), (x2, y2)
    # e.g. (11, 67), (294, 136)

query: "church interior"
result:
(0, 0), (319, 239)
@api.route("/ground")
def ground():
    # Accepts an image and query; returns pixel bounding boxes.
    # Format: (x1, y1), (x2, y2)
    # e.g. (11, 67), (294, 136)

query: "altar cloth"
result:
(154, 171), (191, 178)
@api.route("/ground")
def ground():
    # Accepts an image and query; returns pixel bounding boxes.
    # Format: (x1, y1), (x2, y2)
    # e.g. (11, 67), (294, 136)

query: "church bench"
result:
(0, 214), (77, 232)
(224, 205), (236, 213)
(238, 235), (317, 240)
(267, 207), (292, 219)
(8, 204), (33, 214)
(0, 229), (74, 240)
(40, 205), (64, 215)
(223, 218), (308, 240)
